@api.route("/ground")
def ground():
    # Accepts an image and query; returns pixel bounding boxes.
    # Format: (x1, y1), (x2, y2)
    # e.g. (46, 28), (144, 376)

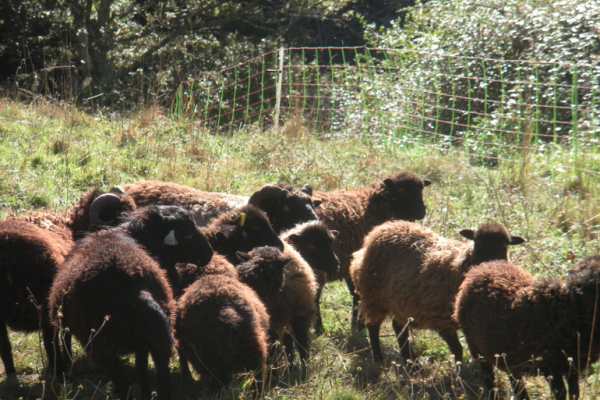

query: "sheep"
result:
(0, 221), (72, 376)
(454, 256), (600, 400)
(349, 221), (525, 365)
(175, 247), (290, 392)
(277, 221), (340, 365)
(201, 204), (284, 265)
(49, 205), (213, 400)
(0, 187), (136, 376)
(310, 171), (432, 333)
(121, 180), (320, 232)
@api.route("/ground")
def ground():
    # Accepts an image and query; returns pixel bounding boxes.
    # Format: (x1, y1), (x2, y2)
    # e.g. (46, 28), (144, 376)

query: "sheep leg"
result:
(0, 322), (16, 375)
(367, 321), (385, 364)
(42, 323), (66, 376)
(479, 359), (495, 391)
(177, 349), (194, 381)
(135, 348), (151, 400)
(509, 375), (530, 400)
(150, 347), (172, 400)
(437, 328), (463, 363)
(282, 332), (295, 367)
(314, 286), (325, 336)
(94, 353), (132, 400)
(346, 277), (365, 331)
(391, 318), (413, 364)
(291, 315), (311, 366)
(565, 369), (579, 400)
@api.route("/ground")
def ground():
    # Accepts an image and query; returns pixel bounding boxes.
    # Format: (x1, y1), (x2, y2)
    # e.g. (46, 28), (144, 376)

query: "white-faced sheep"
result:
(455, 256), (600, 400)
(0, 187), (136, 376)
(49, 205), (213, 400)
(349, 221), (524, 365)
(310, 172), (432, 333)
(176, 246), (289, 392)
(121, 180), (320, 233)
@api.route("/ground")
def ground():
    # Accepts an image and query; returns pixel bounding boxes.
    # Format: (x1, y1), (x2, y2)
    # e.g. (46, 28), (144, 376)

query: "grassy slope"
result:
(0, 99), (599, 399)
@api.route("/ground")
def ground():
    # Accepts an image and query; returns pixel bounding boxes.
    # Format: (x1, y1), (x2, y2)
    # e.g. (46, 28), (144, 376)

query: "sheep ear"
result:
(423, 179), (432, 187)
(383, 178), (394, 189)
(312, 199), (322, 208)
(236, 251), (251, 262)
(510, 236), (526, 245)
(281, 257), (292, 265)
(287, 233), (303, 246)
(459, 229), (476, 240)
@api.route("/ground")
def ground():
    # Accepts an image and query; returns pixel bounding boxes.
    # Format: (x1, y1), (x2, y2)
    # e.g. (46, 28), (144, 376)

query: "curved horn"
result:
(109, 186), (126, 195)
(90, 193), (122, 226)
(301, 183), (313, 196)
(248, 185), (289, 206)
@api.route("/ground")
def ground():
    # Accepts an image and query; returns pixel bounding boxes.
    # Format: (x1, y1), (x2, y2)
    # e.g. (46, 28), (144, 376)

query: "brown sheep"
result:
(49, 205), (213, 400)
(0, 187), (136, 376)
(311, 172), (432, 333)
(278, 221), (340, 366)
(121, 180), (320, 233)
(175, 275), (271, 393)
(349, 221), (524, 365)
(455, 256), (600, 400)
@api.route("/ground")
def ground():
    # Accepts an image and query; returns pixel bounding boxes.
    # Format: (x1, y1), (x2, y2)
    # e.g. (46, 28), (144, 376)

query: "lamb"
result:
(49, 205), (213, 400)
(277, 221), (340, 365)
(310, 171), (432, 333)
(454, 256), (600, 400)
(176, 246), (289, 391)
(349, 221), (524, 365)
(121, 180), (321, 232)
(0, 187), (136, 376)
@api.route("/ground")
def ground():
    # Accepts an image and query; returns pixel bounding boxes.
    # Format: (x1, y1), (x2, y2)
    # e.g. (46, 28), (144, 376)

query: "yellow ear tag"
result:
(239, 213), (246, 227)
(164, 230), (178, 246)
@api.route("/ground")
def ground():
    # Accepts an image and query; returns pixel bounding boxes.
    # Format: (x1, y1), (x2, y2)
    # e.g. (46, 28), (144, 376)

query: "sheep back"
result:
(175, 274), (269, 385)
(122, 180), (246, 226)
(49, 230), (175, 358)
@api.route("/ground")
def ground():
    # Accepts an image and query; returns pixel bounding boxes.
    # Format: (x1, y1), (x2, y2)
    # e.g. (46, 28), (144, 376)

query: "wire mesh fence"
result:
(170, 46), (600, 173)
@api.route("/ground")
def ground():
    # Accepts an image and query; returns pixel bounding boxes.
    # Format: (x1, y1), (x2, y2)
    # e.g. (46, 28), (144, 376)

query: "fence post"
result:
(274, 47), (285, 131)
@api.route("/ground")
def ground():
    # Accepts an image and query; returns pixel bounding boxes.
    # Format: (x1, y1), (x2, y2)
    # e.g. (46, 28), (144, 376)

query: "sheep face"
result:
(214, 205), (284, 253)
(287, 221), (340, 274)
(460, 222), (525, 264)
(249, 183), (321, 234)
(237, 246), (291, 299)
(125, 205), (213, 267)
(382, 172), (431, 222)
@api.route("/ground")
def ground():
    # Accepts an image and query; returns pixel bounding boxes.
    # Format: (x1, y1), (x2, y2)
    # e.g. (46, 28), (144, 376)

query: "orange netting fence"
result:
(170, 47), (600, 172)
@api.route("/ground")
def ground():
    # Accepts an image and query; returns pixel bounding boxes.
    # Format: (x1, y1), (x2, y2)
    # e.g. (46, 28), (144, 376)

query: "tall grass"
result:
(0, 99), (599, 399)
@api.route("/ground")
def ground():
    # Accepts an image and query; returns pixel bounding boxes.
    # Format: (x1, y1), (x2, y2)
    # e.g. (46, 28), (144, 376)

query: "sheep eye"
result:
(306, 244), (317, 251)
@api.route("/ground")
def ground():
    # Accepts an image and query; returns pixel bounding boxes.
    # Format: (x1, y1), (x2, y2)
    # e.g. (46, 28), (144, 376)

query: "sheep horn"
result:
(301, 184), (313, 196)
(248, 185), (289, 206)
(90, 193), (122, 226)
(109, 186), (126, 195)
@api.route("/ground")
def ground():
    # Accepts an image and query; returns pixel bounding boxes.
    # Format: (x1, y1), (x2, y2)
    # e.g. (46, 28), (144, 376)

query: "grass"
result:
(0, 98), (599, 399)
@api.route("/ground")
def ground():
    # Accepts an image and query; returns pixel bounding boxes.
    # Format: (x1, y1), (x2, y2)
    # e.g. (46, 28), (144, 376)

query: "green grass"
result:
(0, 98), (599, 399)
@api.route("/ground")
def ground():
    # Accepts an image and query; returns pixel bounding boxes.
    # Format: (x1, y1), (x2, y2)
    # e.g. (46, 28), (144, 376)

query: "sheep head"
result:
(460, 222), (525, 264)
(380, 172), (431, 222)
(248, 183), (320, 234)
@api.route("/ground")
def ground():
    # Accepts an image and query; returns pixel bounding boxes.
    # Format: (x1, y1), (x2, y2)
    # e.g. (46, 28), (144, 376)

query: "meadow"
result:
(0, 98), (599, 399)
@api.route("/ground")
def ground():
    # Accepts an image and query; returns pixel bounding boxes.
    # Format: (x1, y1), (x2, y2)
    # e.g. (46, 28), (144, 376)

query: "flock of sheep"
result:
(1, 172), (599, 400)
